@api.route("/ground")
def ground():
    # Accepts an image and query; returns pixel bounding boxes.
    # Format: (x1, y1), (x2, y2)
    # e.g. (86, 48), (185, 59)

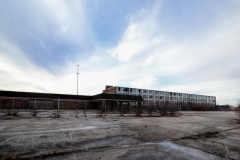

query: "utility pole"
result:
(76, 65), (79, 95)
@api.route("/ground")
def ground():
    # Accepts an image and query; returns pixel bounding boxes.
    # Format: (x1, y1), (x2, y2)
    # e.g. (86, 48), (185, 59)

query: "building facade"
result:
(103, 86), (216, 106)
(0, 90), (143, 110)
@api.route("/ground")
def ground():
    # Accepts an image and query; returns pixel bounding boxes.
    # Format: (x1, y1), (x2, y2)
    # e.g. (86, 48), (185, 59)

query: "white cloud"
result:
(41, 0), (91, 44)
(0, 1), (240, 106)
(108, 7), (164, 61)
(130, 76), (157, 89)
(106, 1), (240, 105)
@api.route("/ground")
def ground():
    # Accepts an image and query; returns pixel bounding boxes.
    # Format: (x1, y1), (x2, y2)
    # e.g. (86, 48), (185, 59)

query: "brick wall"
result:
(0, 99), (29, 109)
(53, 100), (95, 110)
(102, 85), (115, 93)
(107, 87), (116, 94)
(0, 98), (96, 110)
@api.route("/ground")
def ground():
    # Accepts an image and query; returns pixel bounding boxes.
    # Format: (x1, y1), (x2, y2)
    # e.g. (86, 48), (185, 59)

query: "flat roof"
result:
(0, 90), (143, 101)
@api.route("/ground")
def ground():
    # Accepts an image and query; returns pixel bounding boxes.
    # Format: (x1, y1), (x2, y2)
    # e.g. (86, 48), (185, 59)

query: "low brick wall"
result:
(0, 99), (96, 110)
(53, 101), (94, 110)
(0, 99), (29, 109)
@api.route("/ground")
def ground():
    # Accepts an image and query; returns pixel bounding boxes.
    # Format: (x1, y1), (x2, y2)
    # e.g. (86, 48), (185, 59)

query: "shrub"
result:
(168, 105), (179, 116)
(53, 111), (60, 118)
(1, 109), (18, 116)
(236, 99), (240, 118)
(31, 110), (39, 117)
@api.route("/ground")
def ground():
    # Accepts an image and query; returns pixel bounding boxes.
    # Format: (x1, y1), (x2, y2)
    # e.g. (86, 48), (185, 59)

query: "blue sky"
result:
(0, 0), (240, 105)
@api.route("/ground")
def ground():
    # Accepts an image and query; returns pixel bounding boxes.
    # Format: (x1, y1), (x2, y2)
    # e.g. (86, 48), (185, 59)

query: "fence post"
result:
(180, 104), (182, 115)
(121, 102), (123, 116)
(58, 98), (60, 111)
(115, 101), (118, 114)
(84, 101), (87, 116)
(105, 101), (106, 113)
(35, 99), (36, 110)
(101, 100), (105, 116)
(13, 99), (14, 110)
(136, 103), (138, 116)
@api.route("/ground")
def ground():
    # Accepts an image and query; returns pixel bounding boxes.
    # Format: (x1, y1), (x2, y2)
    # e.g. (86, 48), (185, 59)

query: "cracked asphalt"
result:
(0, 111), (239, 160)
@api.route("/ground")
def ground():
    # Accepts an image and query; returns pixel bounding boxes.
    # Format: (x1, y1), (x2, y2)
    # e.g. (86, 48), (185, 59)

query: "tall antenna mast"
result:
(76, 65), (79, 95)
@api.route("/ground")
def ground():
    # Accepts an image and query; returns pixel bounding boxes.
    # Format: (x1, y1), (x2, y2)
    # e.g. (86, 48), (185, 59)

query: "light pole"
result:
(76, 65), (79, 95)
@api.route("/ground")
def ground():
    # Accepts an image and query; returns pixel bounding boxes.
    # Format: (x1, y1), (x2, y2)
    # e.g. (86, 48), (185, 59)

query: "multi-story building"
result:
(103, 85), (216, 106)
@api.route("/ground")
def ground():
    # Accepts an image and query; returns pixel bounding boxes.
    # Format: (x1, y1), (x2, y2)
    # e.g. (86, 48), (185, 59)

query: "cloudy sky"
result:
(0, 0), (240, 105)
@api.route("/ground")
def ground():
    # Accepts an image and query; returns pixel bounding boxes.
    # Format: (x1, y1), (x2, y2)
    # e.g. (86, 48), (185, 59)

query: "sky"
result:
(0, 0), (240, 105)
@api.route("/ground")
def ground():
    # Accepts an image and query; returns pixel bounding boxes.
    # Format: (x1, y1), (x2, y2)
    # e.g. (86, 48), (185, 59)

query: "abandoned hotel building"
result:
(103, 86), (216, 107)
(0, 85), (216, 111)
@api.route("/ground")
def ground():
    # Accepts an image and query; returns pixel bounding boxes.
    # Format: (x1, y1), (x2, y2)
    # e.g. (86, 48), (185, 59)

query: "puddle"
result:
(6, 136), (222, 160)
(122, 141), (222, 160)
(44, 140), (222, 160)
(158, 141), (219, 159)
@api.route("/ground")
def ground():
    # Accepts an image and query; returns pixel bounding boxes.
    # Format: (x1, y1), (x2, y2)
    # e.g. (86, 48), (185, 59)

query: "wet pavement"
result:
(0, 111), (239, 159)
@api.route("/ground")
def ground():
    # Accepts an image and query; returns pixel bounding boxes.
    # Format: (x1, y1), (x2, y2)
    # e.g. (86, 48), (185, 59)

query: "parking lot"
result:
(0, 111), (239, 159)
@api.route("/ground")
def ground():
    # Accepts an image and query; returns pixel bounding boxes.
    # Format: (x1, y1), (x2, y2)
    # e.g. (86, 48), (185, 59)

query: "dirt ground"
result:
(0, 111), (239, 160)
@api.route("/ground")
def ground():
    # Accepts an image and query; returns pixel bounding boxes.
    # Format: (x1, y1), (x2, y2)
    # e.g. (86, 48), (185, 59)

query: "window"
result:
(143, 95), (148, 99)
(118, 87), (121, 91)
(123, 88), (128, 92)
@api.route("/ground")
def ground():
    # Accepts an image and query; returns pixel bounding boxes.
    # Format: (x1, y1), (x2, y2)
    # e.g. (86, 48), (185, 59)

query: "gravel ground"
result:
(0, 111), (239, 160)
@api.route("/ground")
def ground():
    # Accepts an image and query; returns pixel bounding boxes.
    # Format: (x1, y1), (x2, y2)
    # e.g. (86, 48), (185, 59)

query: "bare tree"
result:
(169, 105), (177, 116)
(53, 111), (60, 118)
(236, 99), (240, 119)
(31, 110), (39, 117)
(1, 109), (18, 116)
(75, 109), (79, 118)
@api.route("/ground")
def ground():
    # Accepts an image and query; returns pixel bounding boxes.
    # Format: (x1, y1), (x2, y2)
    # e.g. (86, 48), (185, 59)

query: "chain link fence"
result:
(1, 98), (182, 117)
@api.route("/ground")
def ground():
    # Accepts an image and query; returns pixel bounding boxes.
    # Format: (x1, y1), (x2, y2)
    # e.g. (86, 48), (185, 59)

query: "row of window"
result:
(141, 95), (215, 101)
(117, 87), (215, 100)
(119, 93), (215, 100)
(143, 100), (215, 105)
